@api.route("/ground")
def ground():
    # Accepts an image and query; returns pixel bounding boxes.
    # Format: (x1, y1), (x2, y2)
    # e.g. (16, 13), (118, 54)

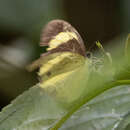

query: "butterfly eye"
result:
(86, 52), (92, 58)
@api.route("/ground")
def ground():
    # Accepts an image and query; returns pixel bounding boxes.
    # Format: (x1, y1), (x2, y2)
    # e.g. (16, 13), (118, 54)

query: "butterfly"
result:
(28, 20), (89, 102)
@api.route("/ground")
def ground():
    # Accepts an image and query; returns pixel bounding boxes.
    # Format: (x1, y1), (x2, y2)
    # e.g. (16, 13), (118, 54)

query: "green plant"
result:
(0, 34), (130, 130)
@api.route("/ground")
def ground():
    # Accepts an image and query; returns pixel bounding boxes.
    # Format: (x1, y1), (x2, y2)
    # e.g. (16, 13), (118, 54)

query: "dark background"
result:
(0, 0), (130, 109)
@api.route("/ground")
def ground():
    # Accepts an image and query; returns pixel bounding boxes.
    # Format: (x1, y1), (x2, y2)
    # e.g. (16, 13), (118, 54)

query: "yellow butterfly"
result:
(28, 20), (90, 102)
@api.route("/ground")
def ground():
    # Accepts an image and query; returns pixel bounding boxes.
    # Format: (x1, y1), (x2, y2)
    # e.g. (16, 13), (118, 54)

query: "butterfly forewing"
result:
(40, 19), (86, 56)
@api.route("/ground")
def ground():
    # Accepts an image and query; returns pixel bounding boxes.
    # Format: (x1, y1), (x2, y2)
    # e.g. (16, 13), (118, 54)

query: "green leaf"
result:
(125, 34), (130, 60)
(60, 85), (130, 130)
(0, 84), (66, 130)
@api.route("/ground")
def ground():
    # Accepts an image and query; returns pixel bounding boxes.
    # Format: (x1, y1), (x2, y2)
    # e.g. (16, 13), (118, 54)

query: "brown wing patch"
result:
(48, 38), (86, 57)
(40, 20), (64, 46)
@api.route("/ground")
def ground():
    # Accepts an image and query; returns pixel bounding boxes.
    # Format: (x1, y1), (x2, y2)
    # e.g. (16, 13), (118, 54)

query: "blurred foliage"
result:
(0, 0), (64, 36)
(0, 0), (65, 109)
